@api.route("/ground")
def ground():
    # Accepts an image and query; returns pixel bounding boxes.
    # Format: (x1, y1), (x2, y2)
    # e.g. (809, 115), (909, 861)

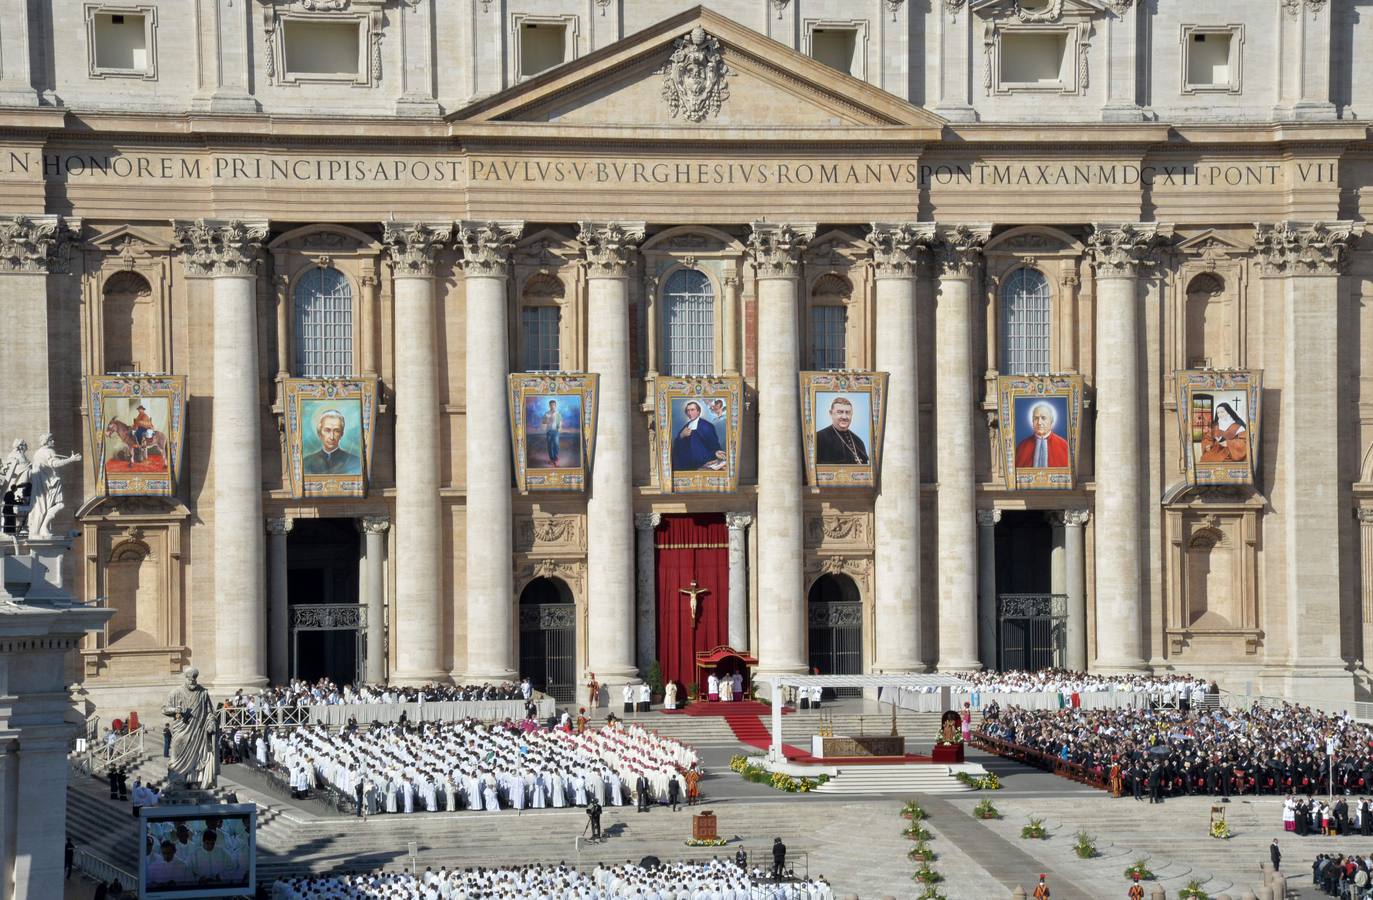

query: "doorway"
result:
(287, 518), (362, 685)
(518, 577), (576, 702)
(807, 573), (862, 697)
(993, 511), (1064, 671)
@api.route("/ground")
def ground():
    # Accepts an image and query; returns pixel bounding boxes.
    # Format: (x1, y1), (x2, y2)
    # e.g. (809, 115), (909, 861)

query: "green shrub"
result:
(1073, 830), (1097, 859)
(1020, 817), (1047, 840)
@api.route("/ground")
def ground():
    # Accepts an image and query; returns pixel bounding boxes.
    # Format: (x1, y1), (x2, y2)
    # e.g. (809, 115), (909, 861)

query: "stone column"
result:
(266, 517), (293, 685)
(11, 737), (74, 893)
(635, 512), (661, 674)
(1256, 221), (1364, 699)
(1063, 509), (1090, 672)
(382, 221), (452, 684)
(934, 225), (989, 672)
(748, 222), (815, 680)
(869, 223), (934, 672)
(1361, 507), (1373, 669)
(976, 508), (1001, 670)
(360, 515), (390, 684)
(722, 271), (742, 374)
(1087, 223), (1169, 672)
(458, 221), (523, 683)
(726, 513), (753, 652)
(580, 222), (646, 690)
(176, 219), (270, 690)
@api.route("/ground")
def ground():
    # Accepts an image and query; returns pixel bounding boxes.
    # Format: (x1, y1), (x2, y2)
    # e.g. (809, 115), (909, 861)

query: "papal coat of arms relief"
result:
(659, 26), (731, 123)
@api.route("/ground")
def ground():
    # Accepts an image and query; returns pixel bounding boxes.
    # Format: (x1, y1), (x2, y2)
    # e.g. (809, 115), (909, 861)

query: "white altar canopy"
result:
(754, 674), (971, 761)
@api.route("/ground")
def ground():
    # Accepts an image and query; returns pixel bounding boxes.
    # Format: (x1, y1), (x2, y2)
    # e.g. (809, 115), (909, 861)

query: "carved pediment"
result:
(76, 495), (190, 522)
(1175, 229), (1249, 259)
(87, 225), (172, 256)
(513, 228), (581, 271)
(970, 0), (1120, 22)
(453, 6), (944, 132)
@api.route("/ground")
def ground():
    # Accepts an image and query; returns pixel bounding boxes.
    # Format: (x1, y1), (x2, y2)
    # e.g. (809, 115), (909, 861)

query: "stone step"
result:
(811, 764), (973, 795)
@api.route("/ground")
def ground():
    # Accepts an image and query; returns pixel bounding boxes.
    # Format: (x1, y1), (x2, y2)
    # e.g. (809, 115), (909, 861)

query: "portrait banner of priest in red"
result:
(654, 513), (729, 694)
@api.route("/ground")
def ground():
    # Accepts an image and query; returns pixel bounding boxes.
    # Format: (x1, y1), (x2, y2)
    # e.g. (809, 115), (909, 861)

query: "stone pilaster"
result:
(1255, 221), (1363, 699)
(976, 508), (1001, 670)
(383, 220), (452, 684)
(176, 219), (270, 691)
(1062, 508), (1090, 672)
(359, 515), (390, 684)
(266, 516), (293, 685)
(634, 512), (661, 675)
(458, 220), (523, 683)
(580, 222), (645, 690)
(934, 224), (989, 672)
(725, 512), (753, 652)
(869, 222), (935, 673)
(748, 221), (815, 680)
(1361, 507), (1373, 671)
(1087, 222), (1171, 672)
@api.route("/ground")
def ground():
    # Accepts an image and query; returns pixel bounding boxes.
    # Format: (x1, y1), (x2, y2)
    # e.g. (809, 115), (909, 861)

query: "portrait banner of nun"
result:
(653, 374), (744, 493)
(995, 374), (1085, 490)
(1175, 370), (1263, 486)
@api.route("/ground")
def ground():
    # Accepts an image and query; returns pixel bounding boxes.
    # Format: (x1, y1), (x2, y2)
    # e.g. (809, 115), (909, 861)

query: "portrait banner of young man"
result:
(799, 371), (889, 489)
(85, 375), (188, 497)
(282, 377), (380, 498)
(653, 374), (744, 493)
(507, 372), (601, 492)
(1174, 369), (1262, 487)
(996, 374), (1085, 490)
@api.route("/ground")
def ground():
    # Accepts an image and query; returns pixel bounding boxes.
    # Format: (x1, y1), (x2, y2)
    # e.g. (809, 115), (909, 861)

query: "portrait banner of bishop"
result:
(654, 374), (744, 494)
(508, 373), (600, 492)
(85, 375), (187, 497)
(996, 374), (1084, 491)
(283, 378), (379, 498)
(800, 371), (889, 489)
(1175, 370), (1262, 487)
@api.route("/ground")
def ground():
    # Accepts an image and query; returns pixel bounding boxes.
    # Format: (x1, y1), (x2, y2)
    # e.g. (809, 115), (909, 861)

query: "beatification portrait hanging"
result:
(507, 372), (600, 492)
(85, 375), (187, 496)
(800, 371), (889, 489)
(283, 378), (379, 498)
(996, 374), (1085, 490)
(1175, 369), (1262, 487)
(654, 374), (744, 493)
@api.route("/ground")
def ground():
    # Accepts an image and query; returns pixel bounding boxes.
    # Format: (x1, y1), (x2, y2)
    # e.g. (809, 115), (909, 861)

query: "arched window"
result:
(102, 270), (154, 373)
(1185, 273), (1229, 369)
(809, 274), (851, 370)
(1000, 268), (1052, 375)
(520, 273), (564, 372)
(293, 267), (353, 377)
(664, 269), (715, 376)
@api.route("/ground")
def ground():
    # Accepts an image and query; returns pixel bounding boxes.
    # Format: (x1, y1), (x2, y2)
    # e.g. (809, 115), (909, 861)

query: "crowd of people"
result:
(1311, 853), (1373, 897)
(958, 668), (1216, 703)
(221, 678), (532, 710)
(270, 860), (833, 899)
(977, 701), (1373, 800)
(263, 718), (700, 814)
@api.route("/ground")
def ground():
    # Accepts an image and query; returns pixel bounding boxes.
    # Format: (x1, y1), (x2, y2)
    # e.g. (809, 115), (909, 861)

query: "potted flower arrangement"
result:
(974, 798), (1000, 820)
(911, 862), (942, 885)
(903, 822), (933, 842)
(1122, 860), (1155, 881)
(907, 840), (935, 863)
(1020, 816), (1048, 840)
(1072, 830), (1097, 859)
(1177, 880), (1210, 900)
(901, 800), (928, 821)
(1209, 819), (1231, 840)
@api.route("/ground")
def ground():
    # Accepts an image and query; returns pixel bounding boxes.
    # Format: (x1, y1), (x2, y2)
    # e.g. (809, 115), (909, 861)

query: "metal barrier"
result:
(71, 726), (146, 778)
(72, 845), (137, 891)
(218, 705), (311, 732)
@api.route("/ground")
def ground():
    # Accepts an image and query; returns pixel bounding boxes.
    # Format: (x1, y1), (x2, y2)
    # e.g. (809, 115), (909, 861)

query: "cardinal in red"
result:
(1014, 401), (1070, 468)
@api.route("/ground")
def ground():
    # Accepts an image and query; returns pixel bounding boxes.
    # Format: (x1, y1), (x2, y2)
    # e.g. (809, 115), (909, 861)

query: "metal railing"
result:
(71, 726), (145, 778)
(72, 845), (137, 891)
(218, 705), (311, 732)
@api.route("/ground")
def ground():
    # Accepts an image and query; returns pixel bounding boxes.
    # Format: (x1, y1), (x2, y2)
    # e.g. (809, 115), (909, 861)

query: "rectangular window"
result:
(1182, 27), (1242, 93)
(999, 31), (1069, 87)
(809, 305), (848, 371)
(87, 6), (156, 79)
(521, 306), (562, 372)
(811, 28), (858, 76)
(520, 22), (568, 78)
(283, 19), (362, 79)
(666, 298), (714, 376)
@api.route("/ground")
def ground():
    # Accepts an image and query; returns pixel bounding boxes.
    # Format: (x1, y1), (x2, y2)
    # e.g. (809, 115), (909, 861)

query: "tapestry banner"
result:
(85, 375), (187, 497)
(653, 374), (744, 494)
(800, 371), (889, 489)
(1175, 369), (1262, 487)
(507, 372), (600, 493)
(996, 374), (1085, 491)
(283, 378), (380, 498)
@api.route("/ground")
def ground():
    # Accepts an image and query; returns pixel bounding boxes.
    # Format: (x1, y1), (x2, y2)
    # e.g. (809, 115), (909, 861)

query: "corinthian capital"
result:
(577, 221), (646, 277)
(1086, 223), (1173, 279)
(934, 224), (991, 279)
(358, 515), (391, 535)
(382, 220), (453, 278)
(0, 215), (80, 275)
(456, 220), (523, 277)
(747, 221), (815, 278)
(173, 219), (268, 277)
(1252, 221), (1364, 277)
(868, 222), (936, 278)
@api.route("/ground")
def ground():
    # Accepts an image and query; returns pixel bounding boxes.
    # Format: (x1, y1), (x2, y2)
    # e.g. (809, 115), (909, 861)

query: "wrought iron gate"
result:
(519, 603), (575, 703)
(808, 601), (862, 697)
(997, 593), (1067, 671)
(290, 603), (366, 685)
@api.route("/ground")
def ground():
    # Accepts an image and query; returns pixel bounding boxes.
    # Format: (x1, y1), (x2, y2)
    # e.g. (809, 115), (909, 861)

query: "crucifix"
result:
(679, 580), (709, 629)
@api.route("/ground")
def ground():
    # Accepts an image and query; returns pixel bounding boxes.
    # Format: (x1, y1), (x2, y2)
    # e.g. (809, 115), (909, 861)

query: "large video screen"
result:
(138, 804), (256, 899)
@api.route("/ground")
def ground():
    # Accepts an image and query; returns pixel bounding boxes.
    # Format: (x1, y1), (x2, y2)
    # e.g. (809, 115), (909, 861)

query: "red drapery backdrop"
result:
(654, 513), (729, 693)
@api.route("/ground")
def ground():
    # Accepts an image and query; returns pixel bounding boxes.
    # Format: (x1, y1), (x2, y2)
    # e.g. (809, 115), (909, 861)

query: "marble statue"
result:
(162, 667), (218, 789)
(0, 439), (30, 534)
(25, 433), (80, 539)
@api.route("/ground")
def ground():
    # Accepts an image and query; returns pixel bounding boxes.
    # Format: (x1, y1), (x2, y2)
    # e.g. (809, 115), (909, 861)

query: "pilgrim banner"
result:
(283, 377), (380, 498)
(800, 371), (889, 489)
(1175, 369), (1262, 487)
(996, 374), (1085, 490)
(85, 375), (187, 496)
(507, 372), (600, 492)
(653, 374), (744, 494)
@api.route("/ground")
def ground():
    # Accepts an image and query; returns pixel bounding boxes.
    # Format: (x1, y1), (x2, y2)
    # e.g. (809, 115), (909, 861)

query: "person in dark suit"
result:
(667, 776), (681, 811)
(814, 396), (869, 465)
(671, 401), (724, 471)
(635, 773), (650, 812)
(1270, 838), (1282, 872)
(586, 797), (602, 840)
(771, 837), (787, 878)
(302, 408), (360, 475)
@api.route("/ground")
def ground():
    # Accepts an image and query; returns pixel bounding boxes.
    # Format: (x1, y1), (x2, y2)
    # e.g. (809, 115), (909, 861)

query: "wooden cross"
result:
(679, 580), (709, 628)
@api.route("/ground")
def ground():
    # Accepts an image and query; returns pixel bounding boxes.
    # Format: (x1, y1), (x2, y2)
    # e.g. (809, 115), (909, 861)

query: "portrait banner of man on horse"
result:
(85, 376), (187, 496)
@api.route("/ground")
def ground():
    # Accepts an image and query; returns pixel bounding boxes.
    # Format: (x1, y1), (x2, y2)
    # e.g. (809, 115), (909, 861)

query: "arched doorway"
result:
(518, 577), (575, 702)
(807, 573), (862, 697)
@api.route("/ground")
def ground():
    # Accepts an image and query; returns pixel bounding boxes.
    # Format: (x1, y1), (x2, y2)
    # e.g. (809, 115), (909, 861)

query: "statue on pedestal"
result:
(0, 439), (30, 534)
(162, 668), (218, 789)
(25, 433), (79, 539)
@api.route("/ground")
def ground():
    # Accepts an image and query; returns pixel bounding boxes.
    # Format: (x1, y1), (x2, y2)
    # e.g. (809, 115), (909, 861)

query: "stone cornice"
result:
(934, 224), (991, 279)
(172, 219), (269, 277)
(747, 221), (815, 279)
(1252, 221), (1364, 277)
(456, 220), (522, 277)
(382, 220), (452, 278)
(1086, 222), (1173, 278)
(0, 215), (79, 275)
(577, 221), (646, 278)
(868, 222), (936, 278)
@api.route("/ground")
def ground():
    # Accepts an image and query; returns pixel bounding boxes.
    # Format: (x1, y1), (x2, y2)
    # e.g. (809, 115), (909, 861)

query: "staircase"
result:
(631, 708), (956, 748)
(811, 764), (978, 795)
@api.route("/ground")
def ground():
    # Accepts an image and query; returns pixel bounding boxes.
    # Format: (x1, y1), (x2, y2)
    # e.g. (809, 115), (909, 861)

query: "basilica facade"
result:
(4, 0), (1373, 710)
